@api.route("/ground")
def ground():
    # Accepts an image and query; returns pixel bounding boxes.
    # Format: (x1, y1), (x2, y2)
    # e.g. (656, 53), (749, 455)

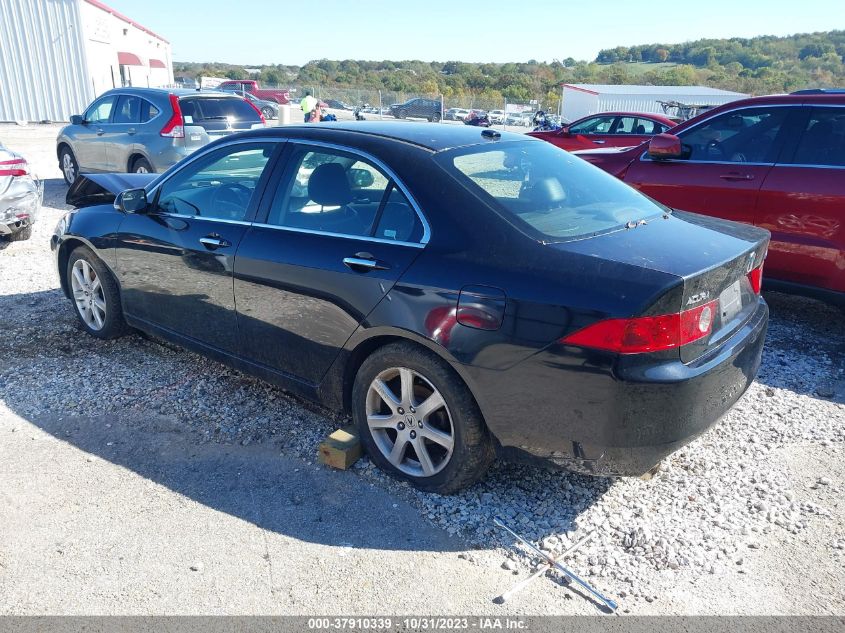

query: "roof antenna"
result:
(481, 129), (501, 140)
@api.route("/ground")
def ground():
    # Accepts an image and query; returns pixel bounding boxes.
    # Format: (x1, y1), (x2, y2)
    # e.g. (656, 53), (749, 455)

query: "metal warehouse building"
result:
(560, 84), (748, 121)
(0, 0), (173, 122)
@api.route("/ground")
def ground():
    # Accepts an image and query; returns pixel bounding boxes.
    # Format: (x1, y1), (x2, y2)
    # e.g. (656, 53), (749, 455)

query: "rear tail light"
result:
(160, 94), (185, 138)
(244, 99), (266, 124)
(747, 264), (763, 294)
(561, 300), (718, 354)
(0, 158), (29, 176)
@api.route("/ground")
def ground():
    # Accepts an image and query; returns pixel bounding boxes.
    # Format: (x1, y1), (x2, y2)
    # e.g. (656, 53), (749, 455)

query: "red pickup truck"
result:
(217, 80), (291, 105)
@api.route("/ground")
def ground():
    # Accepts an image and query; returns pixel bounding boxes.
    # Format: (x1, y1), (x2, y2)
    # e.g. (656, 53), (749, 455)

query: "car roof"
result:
(100, 87), (239, 99)
(237, 121), (536, 152)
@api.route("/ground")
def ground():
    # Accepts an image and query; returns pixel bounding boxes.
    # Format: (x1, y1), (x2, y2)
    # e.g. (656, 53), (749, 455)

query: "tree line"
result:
(173, 30), (844, 110)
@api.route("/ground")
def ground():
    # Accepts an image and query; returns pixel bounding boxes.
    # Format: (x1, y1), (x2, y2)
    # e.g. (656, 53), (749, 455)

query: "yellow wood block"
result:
(318, 425), (362, 470)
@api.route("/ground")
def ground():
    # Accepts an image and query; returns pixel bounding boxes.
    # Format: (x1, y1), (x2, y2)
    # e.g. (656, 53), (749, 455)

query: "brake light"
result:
(244, 99), (266, 124)
(747, 264), (763, 294)
(0, 158), (29, 176)
(160, 94), (185, 138)
(561, 300), (718, 354)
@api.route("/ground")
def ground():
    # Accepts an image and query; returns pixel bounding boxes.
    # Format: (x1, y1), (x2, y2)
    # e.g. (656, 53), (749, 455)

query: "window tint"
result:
(679, 107), (789, 163)
(155, 143), (275, 221)
(789, 107), (845, 167)
(635, 118), (662, 134)
(84, 96), (116, 124)
(266, 147), (422, 241)
(178, 97), (261, 122)
(140, 100), (160, 123)
(438, 140), (666, 241)
(113, 95), (141, 124)
(569, 116), (614, 134)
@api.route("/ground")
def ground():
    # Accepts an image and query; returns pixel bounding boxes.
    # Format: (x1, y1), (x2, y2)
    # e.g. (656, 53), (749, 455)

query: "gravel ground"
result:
(1, 123), (844, 615)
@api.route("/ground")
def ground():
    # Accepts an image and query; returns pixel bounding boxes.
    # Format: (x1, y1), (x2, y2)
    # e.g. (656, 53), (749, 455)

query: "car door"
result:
(623, 106), (798, 227)
(76, 95), (117, 172)
(557, 115), (617, 150)
(234, 142), (427, 385)
(114, 140), (282, 353)
(756, 106), (845, 292)
(106, 94), (141, 173)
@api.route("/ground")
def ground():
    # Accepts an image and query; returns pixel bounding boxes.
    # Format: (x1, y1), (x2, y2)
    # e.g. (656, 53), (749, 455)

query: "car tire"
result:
(353, 342), (495, 494)
(66, 246), (128, 340)
(431, 112), (441, 123)
(396, 110), (406, 119)
(261, 106), (275, 119)
(131, 157), (153, 174)
(8, 225), (33, 242)
(59, 146), (78, 185)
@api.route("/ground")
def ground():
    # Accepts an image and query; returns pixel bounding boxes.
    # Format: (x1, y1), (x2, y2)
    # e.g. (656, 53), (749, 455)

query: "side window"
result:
(84, 96), (116, 124)
(112, 95), (140, 124)
(374, 184), (423, 243)
(155, 143), (275, 221)
(569, 116), (614, 134)
(679, 107), (790, 163)
(613, 117), (636, 134)
(140, 100), (160, 123)
(635, 118), (661, 134)
(266, 146), (422, 242)
(789, 108), (845, 167)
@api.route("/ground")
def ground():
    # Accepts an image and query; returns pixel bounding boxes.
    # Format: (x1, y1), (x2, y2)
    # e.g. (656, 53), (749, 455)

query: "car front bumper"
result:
(477, 298), (769, 477)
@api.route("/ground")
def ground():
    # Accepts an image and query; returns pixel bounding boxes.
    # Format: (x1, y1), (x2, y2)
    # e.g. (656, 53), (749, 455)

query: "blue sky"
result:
(109, 0), (843, 65)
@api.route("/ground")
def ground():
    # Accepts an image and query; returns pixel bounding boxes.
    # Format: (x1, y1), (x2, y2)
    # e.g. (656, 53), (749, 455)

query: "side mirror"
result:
(70, 114), (84, 125)
(116, 188), (148, 213)
(348, 168), (375, 188)
(648, 133), (683, 160)
(558, 126), (570, 135)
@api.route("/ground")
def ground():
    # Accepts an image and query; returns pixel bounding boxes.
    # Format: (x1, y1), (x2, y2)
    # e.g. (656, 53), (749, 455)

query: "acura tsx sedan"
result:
(52, 122), (769, 493)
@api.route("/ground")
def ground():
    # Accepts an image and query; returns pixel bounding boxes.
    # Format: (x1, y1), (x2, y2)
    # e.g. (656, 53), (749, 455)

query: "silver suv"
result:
(56, 88), (266, 185)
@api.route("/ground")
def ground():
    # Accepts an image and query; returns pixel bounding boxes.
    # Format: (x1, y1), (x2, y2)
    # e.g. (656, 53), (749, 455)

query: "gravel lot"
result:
(1, 122), (844, 615)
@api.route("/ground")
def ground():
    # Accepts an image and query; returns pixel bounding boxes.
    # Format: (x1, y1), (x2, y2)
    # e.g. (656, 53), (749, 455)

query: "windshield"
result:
(435, 140), (667, 241)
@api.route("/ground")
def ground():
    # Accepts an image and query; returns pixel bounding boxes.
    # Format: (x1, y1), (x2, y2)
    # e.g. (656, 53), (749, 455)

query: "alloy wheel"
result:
(365, 367), (454, 477)
(62, 152), (76, 183)
(70, 259), (106, 330)
(134, 164), (149, 174)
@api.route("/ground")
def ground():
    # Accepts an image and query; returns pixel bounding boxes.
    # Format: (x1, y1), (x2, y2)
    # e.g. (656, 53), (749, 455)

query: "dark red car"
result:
(576, 90), (845, 306)
(528, 111), (678, 151)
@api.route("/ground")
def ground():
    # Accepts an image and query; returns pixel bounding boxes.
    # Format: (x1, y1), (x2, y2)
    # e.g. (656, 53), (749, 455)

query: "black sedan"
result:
(53, 123), (769, 494)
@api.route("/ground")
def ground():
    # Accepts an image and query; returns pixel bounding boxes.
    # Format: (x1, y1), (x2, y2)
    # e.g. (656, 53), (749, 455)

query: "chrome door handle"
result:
(719, 173), (755, 181)
(199, 236), (231, 249)
(592, 139), (606, 144)
(96, 128), (105, 136)
(127, 128), (136, 135)
(343, 256), (389, 271)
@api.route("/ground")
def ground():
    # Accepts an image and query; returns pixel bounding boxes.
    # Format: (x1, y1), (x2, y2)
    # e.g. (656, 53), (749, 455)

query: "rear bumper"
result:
(481, 298), (769, 477)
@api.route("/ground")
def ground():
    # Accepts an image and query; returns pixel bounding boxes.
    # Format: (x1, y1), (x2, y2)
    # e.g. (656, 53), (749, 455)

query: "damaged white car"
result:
(0, 142), (42, 242)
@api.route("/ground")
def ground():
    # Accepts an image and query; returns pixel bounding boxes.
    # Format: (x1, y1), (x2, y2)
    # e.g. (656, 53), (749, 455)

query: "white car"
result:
(488, 109), (505, 124)
(0, 142), (41, 242)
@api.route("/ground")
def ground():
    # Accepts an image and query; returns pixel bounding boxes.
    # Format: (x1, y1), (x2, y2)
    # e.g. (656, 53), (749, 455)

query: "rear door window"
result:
(787, 107), (845, 167)
(140, 100), (160, 123)
(112, 95), (141, 124)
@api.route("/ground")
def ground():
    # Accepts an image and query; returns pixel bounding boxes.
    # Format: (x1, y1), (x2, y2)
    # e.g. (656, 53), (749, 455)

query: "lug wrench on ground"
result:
(493, 516), (618, 612)
(494, 529), (596, 604)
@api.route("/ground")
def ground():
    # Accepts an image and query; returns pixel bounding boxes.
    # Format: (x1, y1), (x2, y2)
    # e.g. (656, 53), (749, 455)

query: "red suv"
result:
(576, 90), (845, 306)
(528, 111), (678, 151)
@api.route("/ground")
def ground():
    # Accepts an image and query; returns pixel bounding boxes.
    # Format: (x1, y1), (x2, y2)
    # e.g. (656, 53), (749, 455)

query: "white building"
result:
(560, 84), (748, 122)
(0, 0), (173, 122)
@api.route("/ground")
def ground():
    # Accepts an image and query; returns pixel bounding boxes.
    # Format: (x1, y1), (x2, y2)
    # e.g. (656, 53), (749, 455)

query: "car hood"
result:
(66, 173), (157, 208)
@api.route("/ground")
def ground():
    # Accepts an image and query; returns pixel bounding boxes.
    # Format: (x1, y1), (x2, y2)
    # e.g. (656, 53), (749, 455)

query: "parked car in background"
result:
(504, 111), (526, 126)
(55, 122), (768, 492)
(216, 80), (291, 105)
(529, 112), (677, 151)
(577, 90), (845, 306)
(0, 142), (42, 242)
(389, 98), (442, 122)
(56, 88), (266, 185)
(324, 99), (354, 111)
(219, 87), (279, 120)
(444, 108), (466, 121)
(488, 109), (505, 124)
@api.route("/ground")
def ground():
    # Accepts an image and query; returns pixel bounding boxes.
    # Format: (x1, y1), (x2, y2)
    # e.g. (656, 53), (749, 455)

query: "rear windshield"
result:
(179, 97), (261, 122)
(435, 140), (666, 241)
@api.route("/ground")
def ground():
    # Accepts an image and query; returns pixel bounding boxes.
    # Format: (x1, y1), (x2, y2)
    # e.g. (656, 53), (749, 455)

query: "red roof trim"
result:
(117, 51), (143, 66)
(561, 84), (599, 96)
(149, 58), (166, 69)
(84, 0), (170, 44)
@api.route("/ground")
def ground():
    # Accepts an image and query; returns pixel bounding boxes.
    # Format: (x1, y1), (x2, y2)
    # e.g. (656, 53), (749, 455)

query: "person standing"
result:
(300, 91), (318, 122)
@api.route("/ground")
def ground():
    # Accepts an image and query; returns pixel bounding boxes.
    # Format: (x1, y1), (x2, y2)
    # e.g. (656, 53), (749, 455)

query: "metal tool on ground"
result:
(494, 529), (596, 604)
(493, 516), (618, 612)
